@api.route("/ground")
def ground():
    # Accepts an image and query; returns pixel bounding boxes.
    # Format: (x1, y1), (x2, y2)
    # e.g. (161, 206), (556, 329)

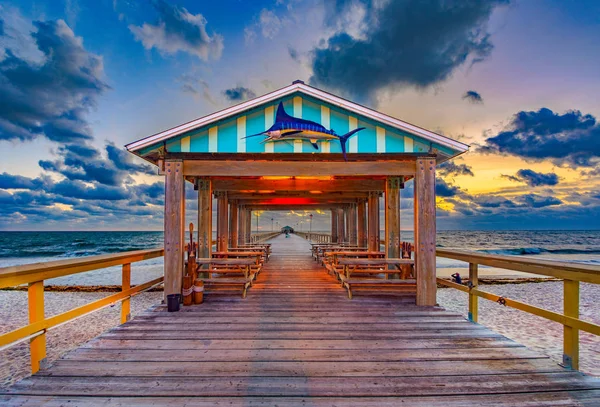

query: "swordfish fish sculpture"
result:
(244, 102), (365, 160)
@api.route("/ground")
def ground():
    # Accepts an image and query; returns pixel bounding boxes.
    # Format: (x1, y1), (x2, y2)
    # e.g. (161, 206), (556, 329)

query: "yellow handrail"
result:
(436, 248), (600, 371)
(0, 248), (164, 374)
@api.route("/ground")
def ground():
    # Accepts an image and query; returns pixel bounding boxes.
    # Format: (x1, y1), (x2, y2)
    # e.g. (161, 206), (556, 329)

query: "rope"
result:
(193, 285), (204, 293)
(182, 286), (193, 296)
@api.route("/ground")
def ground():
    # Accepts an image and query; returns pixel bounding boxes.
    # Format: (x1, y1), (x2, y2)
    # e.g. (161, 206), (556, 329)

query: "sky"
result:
(0, 0), (599, 231)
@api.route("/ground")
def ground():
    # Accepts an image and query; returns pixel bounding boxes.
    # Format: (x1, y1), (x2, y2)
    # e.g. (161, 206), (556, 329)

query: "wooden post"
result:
(238, 205), (246, 245)
(357, 199), (367, 247)
(347, 203), (357, 246)
(563, 279), (580, 370)
(415, 158), (436, 306)
(468, 263), (478, 322)
(121, 263), (131, 324)
(337, 207), (345, 244)
(164, 160), (185, 299)
(331, 210), (338, 243)
(386, 177), (401, 259)
(230, 200), (238, 248)
(368, 192), (381, 252)
(215, 191), (228, 252)
(197, 178), (212, 262)
(28, 280), (46, 374)
(245, 208), (252, 244)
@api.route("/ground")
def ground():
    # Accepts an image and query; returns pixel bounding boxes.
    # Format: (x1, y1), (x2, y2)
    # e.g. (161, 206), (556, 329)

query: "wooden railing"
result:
(296, 232), (332, 243)
(436, 249), (600, 371)
(0, 248), (164, 374)
(249, 231), (281, 243)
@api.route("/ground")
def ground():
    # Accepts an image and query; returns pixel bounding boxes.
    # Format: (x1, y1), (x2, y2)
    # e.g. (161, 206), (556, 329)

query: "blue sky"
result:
(0, 0), (599, 231)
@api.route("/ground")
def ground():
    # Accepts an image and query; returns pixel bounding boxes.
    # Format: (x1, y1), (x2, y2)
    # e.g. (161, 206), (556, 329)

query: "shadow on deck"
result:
(2, 234), (600, 406)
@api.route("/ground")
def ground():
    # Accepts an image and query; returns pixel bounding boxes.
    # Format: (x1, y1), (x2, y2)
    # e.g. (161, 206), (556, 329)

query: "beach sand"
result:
(1, 281), (598, 390)
(0, 291), (163, 389)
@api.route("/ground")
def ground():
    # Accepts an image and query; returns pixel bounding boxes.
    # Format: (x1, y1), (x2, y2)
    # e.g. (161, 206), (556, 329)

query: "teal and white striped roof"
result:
(126, 81), (468, 161)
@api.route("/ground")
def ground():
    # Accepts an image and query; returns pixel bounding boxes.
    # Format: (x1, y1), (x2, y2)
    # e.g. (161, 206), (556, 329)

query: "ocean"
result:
(0, 230), (598, 286)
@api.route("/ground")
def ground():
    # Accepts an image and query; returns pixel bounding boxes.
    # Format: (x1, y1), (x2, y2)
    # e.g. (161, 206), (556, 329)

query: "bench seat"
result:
(341, 278), (416, 299)
(203, 278), (253, 298)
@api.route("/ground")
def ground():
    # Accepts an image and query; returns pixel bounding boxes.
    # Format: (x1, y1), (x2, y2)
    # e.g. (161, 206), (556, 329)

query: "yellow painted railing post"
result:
(563, 279), (579, 370)
(28, 280), (46, 374)
(121, 263), (131, 324)
(468, 263), (478, 323)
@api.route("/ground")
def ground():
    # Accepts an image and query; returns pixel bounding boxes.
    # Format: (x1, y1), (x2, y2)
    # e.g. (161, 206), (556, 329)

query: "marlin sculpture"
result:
(244, 102), (365, 160)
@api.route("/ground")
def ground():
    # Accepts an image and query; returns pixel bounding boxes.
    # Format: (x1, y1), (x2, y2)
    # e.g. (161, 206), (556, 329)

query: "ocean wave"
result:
(479, 248), (600, 256)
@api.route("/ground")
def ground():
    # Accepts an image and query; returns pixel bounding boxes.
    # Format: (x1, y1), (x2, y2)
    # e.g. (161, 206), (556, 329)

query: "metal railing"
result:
(436, 248), (600, 370)
(249, 231), (281, 243)
(0, 248), (164, 374)
(295, 232), (332, 243)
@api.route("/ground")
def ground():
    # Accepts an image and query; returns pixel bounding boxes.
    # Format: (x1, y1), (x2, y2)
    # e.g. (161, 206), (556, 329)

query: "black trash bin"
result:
(167, 294), (181, 312)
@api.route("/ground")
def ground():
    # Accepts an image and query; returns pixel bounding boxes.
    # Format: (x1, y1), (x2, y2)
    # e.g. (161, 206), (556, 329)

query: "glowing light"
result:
(309, 191), (323, 194)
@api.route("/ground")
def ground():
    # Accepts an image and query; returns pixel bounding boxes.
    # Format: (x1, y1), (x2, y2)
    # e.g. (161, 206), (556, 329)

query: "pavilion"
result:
(126, 80), (469, 305)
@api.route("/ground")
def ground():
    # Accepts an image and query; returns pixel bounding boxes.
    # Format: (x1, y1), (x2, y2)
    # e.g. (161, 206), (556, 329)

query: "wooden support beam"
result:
(164, 160), (185, 299)
(229, 200), (238, 249)
(337, 207), (345, 244)
(331, 210), (338, 243)
(563, 279), (580, 370)
(347, 203), (357, 246)
(367, 192), (381, 251)
(196, 178), (212, 262)
(468, 263), (478, 322)
(120, 263), (131, 324)
(357, 199), (367, 247)
(227, 191), (370, 200)
(215, 191), (228, 252)
(238, 205), (246, 245)
(241, 204), (350, 211)
(183, 160), (416, 177)
(245, 208), (252, 242)
(415, 158), (436, 306)
(385, 177), (401, 259)
(28, 280), (45, 374)
(213, 178), (385, 192)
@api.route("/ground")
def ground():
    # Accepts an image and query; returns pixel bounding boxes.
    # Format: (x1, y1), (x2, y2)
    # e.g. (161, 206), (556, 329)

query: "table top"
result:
(337, 258), (414, 265)
(326, 251), (385, 256)
(195, 258), (256, 266)
(322, 247), (369, 252)
(212, 251), (263, 256)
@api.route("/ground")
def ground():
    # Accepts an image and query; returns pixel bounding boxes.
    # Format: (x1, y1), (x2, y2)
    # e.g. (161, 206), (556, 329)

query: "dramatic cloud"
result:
(129, 0), (223, 61)
(462, 90), (483, 104)
(436, 178), (463, 197)
(0, 18), (109, 143)
(223, 87), (256, 102)
(438, 162), (474, 177)
(479, 107), (600, 168)
(310, 0), (507, 101)
(501, 169), (559, 187)
(106, 142), (154, 174)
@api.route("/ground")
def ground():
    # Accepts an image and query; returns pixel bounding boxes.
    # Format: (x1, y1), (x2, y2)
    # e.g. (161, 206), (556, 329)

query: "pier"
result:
(2, 234), (600, 406)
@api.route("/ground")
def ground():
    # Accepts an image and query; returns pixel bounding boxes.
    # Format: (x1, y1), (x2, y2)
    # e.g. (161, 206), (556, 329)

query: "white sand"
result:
(0, 291), (162, 389)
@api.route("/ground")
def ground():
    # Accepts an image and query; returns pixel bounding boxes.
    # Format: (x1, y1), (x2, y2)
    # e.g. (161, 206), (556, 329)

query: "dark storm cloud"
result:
(310, 0), (507, 101)
(436, 178), (463, 197)
(501, 169), (559, 187)
(462, 90), (483, 104)
(438, 162), (475, 177)
(0, 172), (45, 190)
(223, 86), (256, 102)
(515, 194), (562, 208)
(479, 108), (600, 168)
(106, 142), (154, 174)
(129, 0), (223, 61)
(51, 180), (130, 200)
(0, 18), (4, 36)
(0, 19), (109, 143)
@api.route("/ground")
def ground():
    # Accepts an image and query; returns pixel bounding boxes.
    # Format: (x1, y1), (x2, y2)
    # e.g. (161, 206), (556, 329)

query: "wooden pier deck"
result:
(2, 234), (600, 406)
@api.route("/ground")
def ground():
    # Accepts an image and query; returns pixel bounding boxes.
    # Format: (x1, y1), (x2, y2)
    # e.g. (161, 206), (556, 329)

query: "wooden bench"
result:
(212, 251), (264, 276)
(322, 251), (385, 277)
(196, 258), (256, 298)
(337, 258), (416, 299)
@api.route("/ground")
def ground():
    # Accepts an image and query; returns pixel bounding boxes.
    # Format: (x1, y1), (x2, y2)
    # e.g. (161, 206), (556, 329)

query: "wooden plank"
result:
(367, 192), (380, 251)
(163, 160), (185, 297)
(38, 358), (564, 377)
(415, 158), (436, 306)
(4, 392), (600, 407)
(213, 178), (386, 192)
(183, 160), (417, 177)
(229, 200), (238, 248)
(331, 209), (338, 243)
(215, 191), (228, 252)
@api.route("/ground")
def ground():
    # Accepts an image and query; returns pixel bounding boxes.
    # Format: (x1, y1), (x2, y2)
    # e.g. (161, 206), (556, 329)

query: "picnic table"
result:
(336, 258), (416, 299)
(195, 257), (257, 298)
